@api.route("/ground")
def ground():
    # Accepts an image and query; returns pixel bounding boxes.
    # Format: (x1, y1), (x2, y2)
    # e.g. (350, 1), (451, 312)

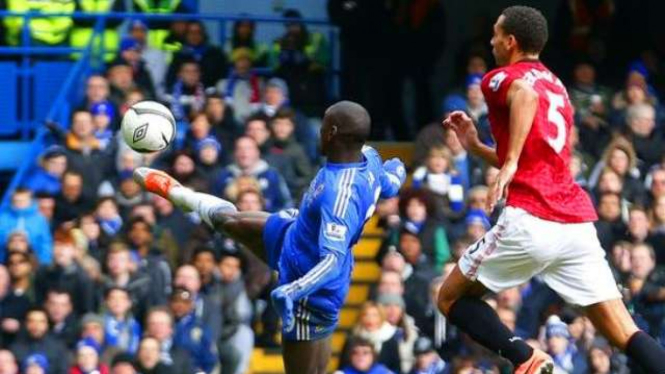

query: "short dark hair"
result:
(192, 245), (218, 262)
(500, 6), (548, 54)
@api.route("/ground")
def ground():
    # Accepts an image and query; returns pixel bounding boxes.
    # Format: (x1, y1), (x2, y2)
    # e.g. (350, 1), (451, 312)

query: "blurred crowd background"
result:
(0, 0), (665, 373)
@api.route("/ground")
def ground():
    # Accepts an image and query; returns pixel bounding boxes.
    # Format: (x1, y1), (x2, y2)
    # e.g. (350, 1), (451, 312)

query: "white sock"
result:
(169, 187), (237, 227)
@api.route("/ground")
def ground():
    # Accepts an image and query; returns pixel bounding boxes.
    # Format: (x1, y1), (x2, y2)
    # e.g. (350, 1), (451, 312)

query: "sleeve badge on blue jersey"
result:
(490, 71), (507, 92)
(324, 223), (348, 241)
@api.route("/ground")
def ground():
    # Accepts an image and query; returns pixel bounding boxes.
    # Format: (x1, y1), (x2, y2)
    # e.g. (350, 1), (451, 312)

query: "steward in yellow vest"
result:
(70, 0), (125, 61)
(5, 0), (75, 46)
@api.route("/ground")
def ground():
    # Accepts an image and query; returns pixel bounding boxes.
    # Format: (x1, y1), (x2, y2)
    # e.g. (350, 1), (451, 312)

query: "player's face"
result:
(490, 16), (511, 66)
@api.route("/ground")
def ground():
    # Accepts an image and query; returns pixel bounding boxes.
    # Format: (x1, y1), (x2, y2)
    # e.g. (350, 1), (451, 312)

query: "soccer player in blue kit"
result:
(134, 101), (406, 374)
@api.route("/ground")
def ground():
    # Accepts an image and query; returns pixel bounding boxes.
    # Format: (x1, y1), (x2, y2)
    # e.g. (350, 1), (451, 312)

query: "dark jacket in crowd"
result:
(35, 263), (95, 316)
(10, 333), (70, 374)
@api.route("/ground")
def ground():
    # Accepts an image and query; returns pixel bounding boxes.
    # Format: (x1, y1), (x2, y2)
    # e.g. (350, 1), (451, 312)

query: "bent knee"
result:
(437, 288), (459, 317)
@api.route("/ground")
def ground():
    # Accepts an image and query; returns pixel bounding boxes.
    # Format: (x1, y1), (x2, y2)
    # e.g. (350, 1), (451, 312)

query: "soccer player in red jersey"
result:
(437, 6), (665, 374)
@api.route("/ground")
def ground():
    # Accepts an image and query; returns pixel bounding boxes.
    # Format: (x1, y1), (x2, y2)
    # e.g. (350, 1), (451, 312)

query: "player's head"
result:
(320, 101), (371, 157)
(492, 6), (548, 66)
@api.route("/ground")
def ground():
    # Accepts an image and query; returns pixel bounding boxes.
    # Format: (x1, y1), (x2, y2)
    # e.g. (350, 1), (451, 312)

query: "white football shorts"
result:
(458, 207), (622, 306)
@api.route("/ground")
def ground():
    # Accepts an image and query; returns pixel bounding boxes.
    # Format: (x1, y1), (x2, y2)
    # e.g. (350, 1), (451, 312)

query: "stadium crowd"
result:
(0, 2), (665, 374)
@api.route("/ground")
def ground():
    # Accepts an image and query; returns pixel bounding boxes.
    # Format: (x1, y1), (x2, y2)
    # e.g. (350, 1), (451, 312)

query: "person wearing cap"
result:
(545, 315), (586, 373)
(90, 102), (115, 150)
(22, 353), (48, 374)
(70, 337), (109, 374)
(23, 145), (68, 196)
(0, 188), (52, 265)
(169, 287), (218, 374)
(114, 37), (157, 99)
(195, 136), (223, 176)
(168, 21), (228, 88)
(216, 47), (264, 124)
(464, 208), (491, 242)
(409, 337), (446, 374)
(338, 337), (395, 374)
(377, 293), (419, 373)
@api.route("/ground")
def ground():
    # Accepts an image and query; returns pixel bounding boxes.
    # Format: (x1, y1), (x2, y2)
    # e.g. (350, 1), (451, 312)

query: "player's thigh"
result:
(585, 299), (638, 350)
(541, 222), (621, 307)
(283, 337), (332, 374)
(219, 211), (272, 256)
(457, 207), (545, 296)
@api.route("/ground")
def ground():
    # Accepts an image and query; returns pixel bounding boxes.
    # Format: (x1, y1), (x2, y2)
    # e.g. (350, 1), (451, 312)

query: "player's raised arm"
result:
(443, 111), (500, 167)
(362, 145), (406, 198)
(270, 188), (358, 331)
(486, 79), (539, 211)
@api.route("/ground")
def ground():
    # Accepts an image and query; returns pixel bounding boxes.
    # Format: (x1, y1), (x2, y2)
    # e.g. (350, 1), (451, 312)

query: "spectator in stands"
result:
(412, 146), (465, 216)
(102, 242), (152, 322)
(144, 308), (193, 374)
(0, 188), (52, 264)
(81, 76), (116, 119)
(153, 195), (196, 253)
(134, 336), (175, 374)
(443, 129), (483, 194)
(24, 146), (67, 196)
(464, 209), (491, 242)
(102, 287), (141, 355)
(338, 337), (394, 374)
(128, 20), (168, 99)
(117, 37), (157, 95)
(109, 352), (136, 374)
(70, 337), (108, 374)
(609, 241), (632, 285)
(217, 47), (263, 123)
(269, 108), (313, 198)
(611, 62), (659, 125)
(625, 103), (665, 175)
(94, 197), (122, 237)
(169, 287), (217, 373)
(271, 9), (328, 116)
(396, 189), (450, 270)
(195, 137), (224, 176)
(107, 60), (148, 109)
(413, 97), (466, 167)
(113, 171), (150, 219)
(204, 91), (239, 161)
(349, 302), (401, 373)
(595, 192), (626, 251)
(377, 293), (418, 373)
(544, 315), (587, 373)
(225, 18), (268, 67)
(626, 244), (665, 338)
(0, 350), (18, 374)
(22, 353), (49, 374)
(173, 265), (222, 342)
(125, 217), (172, 306)
(183, 112), (214, 153)
(167, 59), (206, 121)
(217, 251), (254, 374)
(90, 102), (115, 150)
(131, 0), (190, 50)
(45, 290), (78, 349)
(626, 206), (665, 263)
(213, 136), (292, 212)
(169, 151), (209, 193)
(410, 337), (447, 374)
(1, 251), (36, 346)
(53, 171), (93, 228)
(245, 114), (274, 156)
(35, 229), (94, 315)
(10, 308), (69, 374)
(79, 313), (115, 365)
(650, 195), (665, 234)
(64, 109), (111, 198)
(588, 136), (644, 203)
(168, 21), (227, 88)
(568, 61), (613, 160)
(35, 193), (56, 227)
(464, 74), (488, 128)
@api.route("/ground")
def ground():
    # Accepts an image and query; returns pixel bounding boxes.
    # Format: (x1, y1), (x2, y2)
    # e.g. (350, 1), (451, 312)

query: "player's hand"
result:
(383, 158), (407, 185)
(442, 110), (479, 150)
(271, 286), (295, 333)
(487, 162), (517, 212)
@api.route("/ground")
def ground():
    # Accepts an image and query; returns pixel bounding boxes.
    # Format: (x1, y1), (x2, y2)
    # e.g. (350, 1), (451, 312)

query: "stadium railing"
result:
(0, 11), (340, 207)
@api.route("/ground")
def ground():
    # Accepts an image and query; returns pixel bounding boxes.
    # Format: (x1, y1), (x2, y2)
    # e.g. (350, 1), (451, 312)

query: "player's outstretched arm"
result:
(443, 111), (500, 167)
(380, 157), (407, 198)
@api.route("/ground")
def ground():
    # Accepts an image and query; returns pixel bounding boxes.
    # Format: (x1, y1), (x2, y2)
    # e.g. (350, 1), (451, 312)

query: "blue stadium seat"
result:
(0, 62), (18, 136)
(33, 61), (74, 128)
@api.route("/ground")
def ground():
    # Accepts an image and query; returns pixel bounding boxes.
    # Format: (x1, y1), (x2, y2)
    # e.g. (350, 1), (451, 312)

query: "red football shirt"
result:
(480, 60), (597, 223)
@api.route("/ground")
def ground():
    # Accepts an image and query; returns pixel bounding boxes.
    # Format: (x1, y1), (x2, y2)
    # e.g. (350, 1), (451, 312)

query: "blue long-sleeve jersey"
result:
(277, 146), (403, 314)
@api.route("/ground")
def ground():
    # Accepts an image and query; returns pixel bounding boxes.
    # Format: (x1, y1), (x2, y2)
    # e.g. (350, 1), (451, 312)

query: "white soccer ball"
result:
(121, 101), (176, 153)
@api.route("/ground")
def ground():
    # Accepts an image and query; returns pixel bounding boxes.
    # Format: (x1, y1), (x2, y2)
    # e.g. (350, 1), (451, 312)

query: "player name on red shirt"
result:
(481, 60), (598, 223)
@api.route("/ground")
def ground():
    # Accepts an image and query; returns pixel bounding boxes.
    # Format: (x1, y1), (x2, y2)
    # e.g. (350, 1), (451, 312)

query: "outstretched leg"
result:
(586, 299), (665, 373)
(283, 338), (331, 374)
(134, 167), (271, 260)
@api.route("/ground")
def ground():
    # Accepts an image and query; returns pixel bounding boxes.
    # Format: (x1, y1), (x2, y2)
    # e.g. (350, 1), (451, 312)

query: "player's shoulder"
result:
(482, 66), (520, 94)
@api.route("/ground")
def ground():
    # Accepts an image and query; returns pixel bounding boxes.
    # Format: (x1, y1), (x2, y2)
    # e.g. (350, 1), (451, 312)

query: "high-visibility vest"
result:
(5, 0), (76, 46)
(132, 0), (181, 49)
(70, 0), (119, 61)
